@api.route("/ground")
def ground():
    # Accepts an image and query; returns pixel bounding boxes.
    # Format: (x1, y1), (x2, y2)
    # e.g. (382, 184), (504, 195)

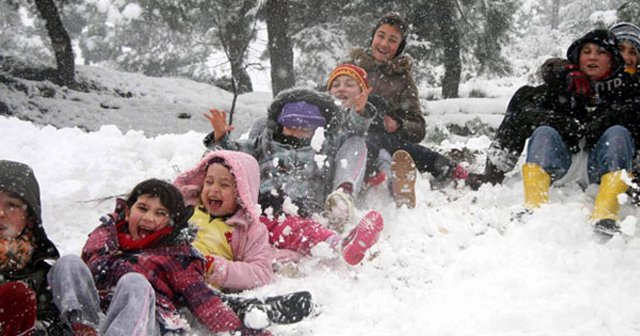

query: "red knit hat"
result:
(326, 64), (370, 91)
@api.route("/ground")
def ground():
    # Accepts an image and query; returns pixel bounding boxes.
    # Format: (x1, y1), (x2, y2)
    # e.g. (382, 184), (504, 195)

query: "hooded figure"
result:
(0, 160), (61, 334)
(203, 87), (347, 217)
(346, 12), (425, 144)
(174, 150), (275, 291)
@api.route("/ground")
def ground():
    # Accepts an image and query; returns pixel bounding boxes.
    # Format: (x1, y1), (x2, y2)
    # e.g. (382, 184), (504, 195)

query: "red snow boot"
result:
(342, 210), (384, 265)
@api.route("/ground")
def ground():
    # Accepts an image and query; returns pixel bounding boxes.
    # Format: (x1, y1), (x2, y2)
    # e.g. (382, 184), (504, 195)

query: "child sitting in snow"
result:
(0, 160), (62, 335)
(242, 65), (378, 231)
(344, 12), (468, 208)
(178, 90), (384, 272)
(47, 178), (312, 335)
(207, 86), (376, 232)
(175, 149), (275, 291)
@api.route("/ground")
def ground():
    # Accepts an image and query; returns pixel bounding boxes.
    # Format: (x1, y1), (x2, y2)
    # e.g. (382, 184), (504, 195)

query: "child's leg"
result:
(402, 142), (457, 179)
(261, 215), (335, 255)
(0, 281), (36, 336)
(332, 136), (368, 197)
(48, 255), (102, 331)
(102, 273), (156, 336)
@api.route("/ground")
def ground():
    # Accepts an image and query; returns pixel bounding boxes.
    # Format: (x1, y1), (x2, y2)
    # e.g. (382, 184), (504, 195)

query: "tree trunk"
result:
(435, 0), (461, 98)
(551, 0), (560, 30)
(266, 0), (294, 96)
(224, 1), (255, 94)
(34, 0), (75, 86)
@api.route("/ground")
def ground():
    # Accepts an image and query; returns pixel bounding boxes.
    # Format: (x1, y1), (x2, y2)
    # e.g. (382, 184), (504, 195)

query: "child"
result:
(344, 12), (467, 207)
(610, 22), (640, 74)
(202, 86), (379, 230)
(48, 178), (312, 335)
(176, 150), (275, 291)
(323, 63), (376, 225)
(470, 30), (639, 237)
(0, 160), (61, 335)
(175, 150), (384, 279)
(346, 12), (425, 144)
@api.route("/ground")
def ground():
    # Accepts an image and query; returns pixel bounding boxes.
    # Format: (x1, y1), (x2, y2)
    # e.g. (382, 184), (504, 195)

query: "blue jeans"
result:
(525, 125), (635, 183)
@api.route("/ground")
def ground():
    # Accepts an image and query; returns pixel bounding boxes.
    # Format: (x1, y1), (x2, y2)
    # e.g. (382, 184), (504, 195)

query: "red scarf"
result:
(115, 220), (173, 251)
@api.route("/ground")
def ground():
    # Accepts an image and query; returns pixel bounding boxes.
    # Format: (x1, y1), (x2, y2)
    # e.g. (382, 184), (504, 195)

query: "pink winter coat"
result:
(174, 150), (274, 291)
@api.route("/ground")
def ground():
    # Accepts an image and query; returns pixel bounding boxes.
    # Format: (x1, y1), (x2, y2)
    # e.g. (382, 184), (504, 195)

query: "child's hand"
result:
(354, 87), (373, 114)
(203, 108), (235, 143)
(383, 115), (399, 133)
(205, 255), (216, 276)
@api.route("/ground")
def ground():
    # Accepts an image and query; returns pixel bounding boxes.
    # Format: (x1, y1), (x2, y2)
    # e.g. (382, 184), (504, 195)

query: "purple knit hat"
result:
(277, 101), (326, 129)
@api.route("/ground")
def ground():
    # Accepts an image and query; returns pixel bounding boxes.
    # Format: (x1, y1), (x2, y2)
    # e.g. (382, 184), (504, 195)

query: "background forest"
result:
(3, 0), (640, 103)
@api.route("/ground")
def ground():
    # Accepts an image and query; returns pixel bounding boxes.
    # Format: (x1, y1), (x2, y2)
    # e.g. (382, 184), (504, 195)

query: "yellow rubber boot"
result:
(591, 171), (630, 221)
(522, 163), (551, 209)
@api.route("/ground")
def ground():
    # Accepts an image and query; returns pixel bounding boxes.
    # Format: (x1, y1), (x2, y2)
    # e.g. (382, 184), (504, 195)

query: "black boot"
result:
(594, 219), (620, 238)
(225, 291), (314, 325)
(466, 159), (506, 190)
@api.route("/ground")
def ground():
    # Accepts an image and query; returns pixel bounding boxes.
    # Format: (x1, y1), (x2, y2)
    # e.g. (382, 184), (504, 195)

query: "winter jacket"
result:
(81, 200), (242, 334)
(173, 150), (275, 291)
(346, 48), (426, 143)
(0, 160), (61, 334)
(202, 88), (358, 217)
(488, 32), (640, 174)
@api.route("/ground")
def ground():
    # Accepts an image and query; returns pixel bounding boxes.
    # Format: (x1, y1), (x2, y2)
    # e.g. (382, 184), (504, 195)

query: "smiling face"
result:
(329, 75), (363, 106)
(200, 163), (238, 218)
(0, 191), (29, 238)
(618, 40), (638, 70)
(578, 42), (613, 80)
(126, 194), (171, 241)
(371, 23), (403, 62)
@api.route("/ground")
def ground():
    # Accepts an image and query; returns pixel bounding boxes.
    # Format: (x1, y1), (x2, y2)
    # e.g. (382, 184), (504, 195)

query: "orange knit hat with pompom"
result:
(326, 64), (370, 91)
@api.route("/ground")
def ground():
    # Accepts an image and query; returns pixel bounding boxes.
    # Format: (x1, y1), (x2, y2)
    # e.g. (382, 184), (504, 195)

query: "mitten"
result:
(451, 164), (468, 180)
(564, 64), (590, 97)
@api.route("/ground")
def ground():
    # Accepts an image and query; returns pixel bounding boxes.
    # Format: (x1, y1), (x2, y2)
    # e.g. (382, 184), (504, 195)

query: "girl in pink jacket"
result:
(175, 150), (384, 291)
(175, 150), (274, 291)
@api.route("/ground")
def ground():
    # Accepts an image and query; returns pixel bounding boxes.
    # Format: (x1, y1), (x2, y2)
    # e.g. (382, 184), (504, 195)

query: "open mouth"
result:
(207, 199), (223, 210)
(376, 48), (389, 56)
(136, 227), (154, 239)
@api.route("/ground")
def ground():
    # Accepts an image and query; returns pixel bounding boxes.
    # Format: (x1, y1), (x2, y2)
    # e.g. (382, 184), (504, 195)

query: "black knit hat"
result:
(566, 29), (625, 72)
(126, 178), (192, 227)
(371, 12), (409, 58)
(0, 160), (42, 225)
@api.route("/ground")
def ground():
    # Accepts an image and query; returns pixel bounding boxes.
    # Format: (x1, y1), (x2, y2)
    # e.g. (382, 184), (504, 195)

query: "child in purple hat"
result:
(194, 87), (384, 271)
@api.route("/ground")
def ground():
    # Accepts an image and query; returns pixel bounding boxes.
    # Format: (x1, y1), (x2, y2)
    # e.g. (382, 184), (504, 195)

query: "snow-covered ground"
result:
(2, 65), (640, 335)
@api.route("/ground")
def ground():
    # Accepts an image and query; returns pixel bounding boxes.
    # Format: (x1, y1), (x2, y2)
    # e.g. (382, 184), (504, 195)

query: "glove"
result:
(564, 64), (590, 97)
(451, 164), (468, 180)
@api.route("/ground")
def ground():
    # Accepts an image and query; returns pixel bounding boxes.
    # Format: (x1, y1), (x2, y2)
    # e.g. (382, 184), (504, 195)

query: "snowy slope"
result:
(2, 66), (640, 335)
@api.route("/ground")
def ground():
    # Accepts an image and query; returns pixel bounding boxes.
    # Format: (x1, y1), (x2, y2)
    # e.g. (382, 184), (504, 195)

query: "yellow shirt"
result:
(191, 206), (233, 262)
